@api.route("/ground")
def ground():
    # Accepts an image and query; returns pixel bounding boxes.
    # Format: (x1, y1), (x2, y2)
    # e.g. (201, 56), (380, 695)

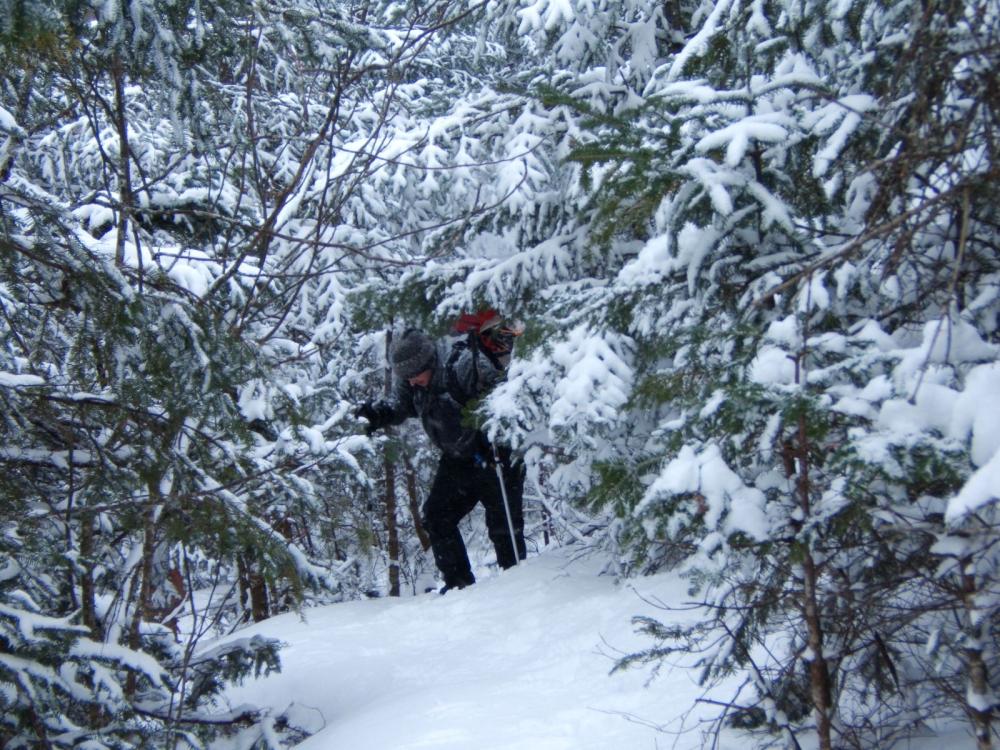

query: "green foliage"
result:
(2, 0), (998, 746)
(0, 0), (483, 742)
(463, 0), (1000, 745)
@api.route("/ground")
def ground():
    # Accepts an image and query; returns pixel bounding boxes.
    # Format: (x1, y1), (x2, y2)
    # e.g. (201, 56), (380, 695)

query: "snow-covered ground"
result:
(219, 546), (976, 750)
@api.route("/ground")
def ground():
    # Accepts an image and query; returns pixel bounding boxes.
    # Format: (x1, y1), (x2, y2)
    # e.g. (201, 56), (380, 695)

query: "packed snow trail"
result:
(220, 547), (725, 749)
(219, 546), (974, 749)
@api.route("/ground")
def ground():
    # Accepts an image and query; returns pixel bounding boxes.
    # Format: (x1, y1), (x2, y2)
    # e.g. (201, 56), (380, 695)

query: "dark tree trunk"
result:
(384, 328), (401, 596)
(793, 348), (835, 750)
(126, 497), (159, 698)
(384, 453), (400, 597)
(112, 55), (136, 283)
(238, 554), (270, 622)
(79, 512), (99, 638)
(403, 454), (431, 552)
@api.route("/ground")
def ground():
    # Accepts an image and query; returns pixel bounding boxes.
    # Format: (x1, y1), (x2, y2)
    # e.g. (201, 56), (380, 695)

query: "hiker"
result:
(355, 324), (526, 593)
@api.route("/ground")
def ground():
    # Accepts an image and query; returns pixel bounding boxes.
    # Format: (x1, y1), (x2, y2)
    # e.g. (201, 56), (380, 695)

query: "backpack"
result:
(444, 309), (522, 404)
(451, 309), (521, 365)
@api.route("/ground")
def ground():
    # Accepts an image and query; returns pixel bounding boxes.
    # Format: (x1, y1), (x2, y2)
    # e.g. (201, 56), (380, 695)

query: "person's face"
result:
(407, 368), (432, 388)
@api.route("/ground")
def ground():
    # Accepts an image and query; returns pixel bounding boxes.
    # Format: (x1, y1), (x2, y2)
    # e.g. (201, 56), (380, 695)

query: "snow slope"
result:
(220, 546), (975, 750)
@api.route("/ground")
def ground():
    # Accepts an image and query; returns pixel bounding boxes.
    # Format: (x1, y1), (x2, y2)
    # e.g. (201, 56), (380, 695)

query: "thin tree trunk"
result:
(801, 550), (834, 750)
(403, 454), (431, 552)
(23, 705), (50, 748)
(237, 555), (250, 619)
(248, 567), (269, 622)
(79, 512), (99, 638)
(962, 566), (993, 750)
(67, 433), (99, 639)
(126, 497), (160, 698)
(384, 328), (400, 597)
(384, 451), (400, 597)
(236, 550), (270, 623)
(65, 445), (78, 612)
(794, 342), (835, 750)
(112, 57), (133, 270)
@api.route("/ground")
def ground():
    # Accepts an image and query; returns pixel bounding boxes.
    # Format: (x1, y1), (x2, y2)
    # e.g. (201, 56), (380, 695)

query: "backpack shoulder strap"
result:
(445, 333), (504, 406)
(445, 339), (472, 405)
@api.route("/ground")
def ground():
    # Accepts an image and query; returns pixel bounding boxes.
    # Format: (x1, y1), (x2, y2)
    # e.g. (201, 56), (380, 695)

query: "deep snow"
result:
(219, 546), (976, 749)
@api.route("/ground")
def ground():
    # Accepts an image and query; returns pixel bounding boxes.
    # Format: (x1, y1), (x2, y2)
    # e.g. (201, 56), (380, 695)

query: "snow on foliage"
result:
(549, 326), (634, 444)
(635, 443), (770, 542)
(2, 0), (999, 747)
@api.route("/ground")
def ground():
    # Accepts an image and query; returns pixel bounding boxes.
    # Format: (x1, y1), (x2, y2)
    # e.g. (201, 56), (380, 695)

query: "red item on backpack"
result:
(452, 310), (502, 334)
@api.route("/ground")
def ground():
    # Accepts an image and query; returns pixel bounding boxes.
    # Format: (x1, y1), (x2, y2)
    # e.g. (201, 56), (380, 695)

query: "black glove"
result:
(354, 402), (379, 436)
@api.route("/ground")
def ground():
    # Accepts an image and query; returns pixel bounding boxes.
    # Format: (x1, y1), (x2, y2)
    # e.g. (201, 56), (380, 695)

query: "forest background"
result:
(0, 0), (997, 748)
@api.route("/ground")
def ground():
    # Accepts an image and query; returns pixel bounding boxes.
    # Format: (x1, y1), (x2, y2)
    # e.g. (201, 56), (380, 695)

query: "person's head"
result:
(391, 329), (436, 387)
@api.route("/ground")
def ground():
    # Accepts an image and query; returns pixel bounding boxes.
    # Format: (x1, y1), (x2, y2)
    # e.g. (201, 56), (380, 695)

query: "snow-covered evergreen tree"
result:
(409, 0), (1000, 745)
(2, 0), (997, 746)
(0, 0), (509, 744)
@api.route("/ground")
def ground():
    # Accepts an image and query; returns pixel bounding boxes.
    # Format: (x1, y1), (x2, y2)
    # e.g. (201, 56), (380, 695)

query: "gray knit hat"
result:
(391, 329), (436, 379)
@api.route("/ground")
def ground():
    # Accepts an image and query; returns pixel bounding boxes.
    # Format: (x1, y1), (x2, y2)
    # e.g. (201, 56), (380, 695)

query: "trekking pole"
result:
(492, 445), (521, 565)
(467, 321), (521, 565)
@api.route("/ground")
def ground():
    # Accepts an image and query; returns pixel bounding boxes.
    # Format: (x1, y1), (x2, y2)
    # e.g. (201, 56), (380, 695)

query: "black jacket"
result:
(368, 339), (502, 459)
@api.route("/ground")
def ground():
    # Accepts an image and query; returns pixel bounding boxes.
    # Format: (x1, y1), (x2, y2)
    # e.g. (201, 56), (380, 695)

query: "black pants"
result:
(421, 452), (526, 588)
